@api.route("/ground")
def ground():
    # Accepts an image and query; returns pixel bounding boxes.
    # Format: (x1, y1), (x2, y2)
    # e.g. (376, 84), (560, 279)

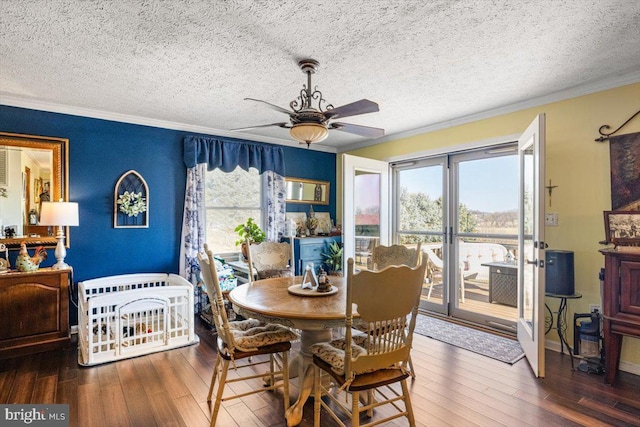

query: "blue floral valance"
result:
(183, 135), (286, 176)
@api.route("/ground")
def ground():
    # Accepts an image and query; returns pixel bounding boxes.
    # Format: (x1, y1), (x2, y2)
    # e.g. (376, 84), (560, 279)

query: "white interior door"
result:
(517, 114), (546, 377)
(342, 154), (389, 272)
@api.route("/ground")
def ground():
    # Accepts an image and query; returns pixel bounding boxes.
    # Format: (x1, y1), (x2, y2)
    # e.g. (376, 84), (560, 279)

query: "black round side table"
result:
(545, 292), (582, 370)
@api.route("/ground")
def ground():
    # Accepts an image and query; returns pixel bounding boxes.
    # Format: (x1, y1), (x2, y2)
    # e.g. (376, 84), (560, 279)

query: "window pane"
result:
(354, 172), (380, 269)
(206, 167), (261, 207)
(205, 167), (262, 254)
(458, 156), (518, 235)
(206, 208), (262, 254)
(397, 166), (443, 235)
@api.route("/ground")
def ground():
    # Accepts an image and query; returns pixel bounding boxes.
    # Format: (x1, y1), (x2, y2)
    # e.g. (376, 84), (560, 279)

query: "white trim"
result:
(339, 70), (640, 153)
(620, 360), (640, 377)
(386, 133), (521, 164)
(0, 95), (337, 153)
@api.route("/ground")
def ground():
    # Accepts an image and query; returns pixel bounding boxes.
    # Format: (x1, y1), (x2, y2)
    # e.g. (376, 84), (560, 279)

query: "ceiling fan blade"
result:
(324, 99), (379, 120)
(231, 122), (290, 131)
(244, 98), (294, 116)
(330, 122), (385, 138)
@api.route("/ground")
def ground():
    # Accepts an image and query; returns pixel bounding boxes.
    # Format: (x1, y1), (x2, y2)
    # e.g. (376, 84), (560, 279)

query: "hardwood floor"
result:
(1, 318), (639, 427)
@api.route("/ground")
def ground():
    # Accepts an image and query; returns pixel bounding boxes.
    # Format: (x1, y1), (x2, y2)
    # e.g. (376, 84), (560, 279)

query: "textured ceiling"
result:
(1, 0), (639, 152)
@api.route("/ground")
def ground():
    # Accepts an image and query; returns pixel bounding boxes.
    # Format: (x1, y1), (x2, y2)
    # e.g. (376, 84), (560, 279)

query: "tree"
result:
(398, 188), (478, 243)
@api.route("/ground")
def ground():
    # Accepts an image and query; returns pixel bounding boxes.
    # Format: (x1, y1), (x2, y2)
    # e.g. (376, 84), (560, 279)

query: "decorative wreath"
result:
(117, 191), (147, 217)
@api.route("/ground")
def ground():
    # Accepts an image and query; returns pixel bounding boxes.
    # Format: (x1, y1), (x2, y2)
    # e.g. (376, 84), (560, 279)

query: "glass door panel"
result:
(450, 149), (519, 331)
(342, 154), (389, 273)
(395, 158), (447, 314)
(354, 171), (381, 270)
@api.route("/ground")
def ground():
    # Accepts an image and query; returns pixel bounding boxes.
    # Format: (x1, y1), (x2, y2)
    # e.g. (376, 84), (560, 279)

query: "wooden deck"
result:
(422, 279), (517, 323)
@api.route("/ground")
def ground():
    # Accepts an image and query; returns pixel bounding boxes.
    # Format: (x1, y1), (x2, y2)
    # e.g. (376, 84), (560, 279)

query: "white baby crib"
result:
(78, 273), (199, 366)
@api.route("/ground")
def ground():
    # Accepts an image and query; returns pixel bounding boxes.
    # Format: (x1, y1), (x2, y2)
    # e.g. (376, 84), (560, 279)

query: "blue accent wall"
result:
(0, 105), (336, 322)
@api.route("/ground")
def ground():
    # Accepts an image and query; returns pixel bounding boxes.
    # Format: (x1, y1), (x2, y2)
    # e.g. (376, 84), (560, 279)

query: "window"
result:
(205, 167), (263, 254)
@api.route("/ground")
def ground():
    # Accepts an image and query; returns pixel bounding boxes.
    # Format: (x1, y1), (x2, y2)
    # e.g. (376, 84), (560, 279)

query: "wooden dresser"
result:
(0, 267), (71, 358)
(599, 249), (640, 385)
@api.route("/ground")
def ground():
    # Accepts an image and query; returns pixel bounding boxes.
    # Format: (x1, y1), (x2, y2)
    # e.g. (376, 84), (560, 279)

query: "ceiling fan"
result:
(232, 59), (384, 147)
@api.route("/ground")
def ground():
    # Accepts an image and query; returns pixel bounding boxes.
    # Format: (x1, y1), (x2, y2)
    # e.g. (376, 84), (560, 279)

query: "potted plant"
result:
(322, 241), (343, 275)
(234, 218), (266, 259)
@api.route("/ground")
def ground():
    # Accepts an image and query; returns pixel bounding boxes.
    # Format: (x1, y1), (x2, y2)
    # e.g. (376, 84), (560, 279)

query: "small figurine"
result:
(317, 267), (331, 292)
(16, 242), (48, 272)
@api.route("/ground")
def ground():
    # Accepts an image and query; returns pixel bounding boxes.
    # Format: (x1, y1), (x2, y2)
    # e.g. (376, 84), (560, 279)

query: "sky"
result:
(399, 155), (519, 213)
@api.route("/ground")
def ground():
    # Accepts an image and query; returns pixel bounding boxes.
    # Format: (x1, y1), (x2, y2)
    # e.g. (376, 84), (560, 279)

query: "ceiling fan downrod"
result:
(291, 59), (332, 115)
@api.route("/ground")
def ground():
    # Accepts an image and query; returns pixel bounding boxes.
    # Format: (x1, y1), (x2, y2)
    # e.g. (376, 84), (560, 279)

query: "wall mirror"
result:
(285, 177), (330, 205)
(0, 132), (69, 248)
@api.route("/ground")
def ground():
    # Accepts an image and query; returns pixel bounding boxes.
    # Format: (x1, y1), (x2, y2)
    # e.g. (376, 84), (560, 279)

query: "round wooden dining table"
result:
(228, 275), (352, 427)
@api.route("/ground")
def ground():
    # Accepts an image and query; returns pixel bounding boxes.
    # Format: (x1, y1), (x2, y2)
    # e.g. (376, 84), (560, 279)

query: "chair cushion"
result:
(257, 269), (293, 280)
(309, 337), (368, 376)
(228, 318), (262, 331)
(231, 323), (298, 351)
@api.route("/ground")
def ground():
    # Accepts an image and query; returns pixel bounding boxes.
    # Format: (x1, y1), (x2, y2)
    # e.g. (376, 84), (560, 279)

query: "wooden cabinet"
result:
(284, 236), (342, 275)
(0, 268), (71, 358)
(599, 249), (640, 385)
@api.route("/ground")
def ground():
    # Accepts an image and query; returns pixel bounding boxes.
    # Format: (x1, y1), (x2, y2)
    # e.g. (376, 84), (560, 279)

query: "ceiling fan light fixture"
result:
(289, 123), (328, 147)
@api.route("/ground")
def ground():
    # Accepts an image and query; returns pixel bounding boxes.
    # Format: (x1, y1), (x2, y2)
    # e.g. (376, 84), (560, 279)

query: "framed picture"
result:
(315, 212), (332, 235)
(286, 212), (307, 235)
(604, 211), (640, 245)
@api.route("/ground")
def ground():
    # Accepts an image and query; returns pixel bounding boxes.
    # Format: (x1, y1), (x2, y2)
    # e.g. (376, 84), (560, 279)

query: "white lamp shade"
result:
(39, 201), (79, 226)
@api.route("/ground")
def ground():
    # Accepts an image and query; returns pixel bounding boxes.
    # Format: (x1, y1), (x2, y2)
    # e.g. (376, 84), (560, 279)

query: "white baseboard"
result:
(70, 325), (78, 336)
(545, 340), (640, 376)
(619, 360), (640, 376)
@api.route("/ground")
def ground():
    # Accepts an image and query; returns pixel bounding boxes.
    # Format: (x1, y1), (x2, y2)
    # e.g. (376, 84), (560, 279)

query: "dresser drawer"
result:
(300, 243), (325, 259)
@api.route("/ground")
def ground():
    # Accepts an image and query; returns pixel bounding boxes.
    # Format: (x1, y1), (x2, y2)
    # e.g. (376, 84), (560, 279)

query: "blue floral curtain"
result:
(180, 136), (286, 284)
(179, 164), (205, 283)
(264, 171), (287, 242)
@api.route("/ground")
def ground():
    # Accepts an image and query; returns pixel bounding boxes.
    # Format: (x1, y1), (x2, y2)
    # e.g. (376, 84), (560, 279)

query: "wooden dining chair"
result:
(198, 244), (297, 427)
(246, 240), (294, 282)
(367, 242), (422, 378)
(310, 257), (426, 427)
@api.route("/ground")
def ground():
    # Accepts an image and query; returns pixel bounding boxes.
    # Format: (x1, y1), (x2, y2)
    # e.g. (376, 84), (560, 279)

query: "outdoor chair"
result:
(310, 257), (427, 427)
(425, 246), (467, 303)
(198, 244), (297, 427)
(371, 242), (422, 272)
(246, 240), (294, 281)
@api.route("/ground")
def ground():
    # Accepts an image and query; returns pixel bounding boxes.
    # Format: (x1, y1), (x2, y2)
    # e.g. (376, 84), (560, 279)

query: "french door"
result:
(394, 148), (519, 329)
(342, 114), (546, 376)
(517, 114), (546, 377)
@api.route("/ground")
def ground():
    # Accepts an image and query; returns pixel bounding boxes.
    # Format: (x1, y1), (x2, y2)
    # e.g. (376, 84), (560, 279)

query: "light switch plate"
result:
(545, 212), (559, 226)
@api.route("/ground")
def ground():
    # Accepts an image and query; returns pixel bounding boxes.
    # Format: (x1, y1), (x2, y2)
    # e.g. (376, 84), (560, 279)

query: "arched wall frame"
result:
(113, 170), (149, 228)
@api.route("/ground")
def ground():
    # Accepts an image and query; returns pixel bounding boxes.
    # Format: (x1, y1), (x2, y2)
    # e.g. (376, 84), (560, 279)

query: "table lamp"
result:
(39, 201), (79, 269)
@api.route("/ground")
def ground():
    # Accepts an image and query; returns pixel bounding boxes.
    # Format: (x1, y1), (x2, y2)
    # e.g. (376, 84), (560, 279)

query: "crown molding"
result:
(339, 70), (640, 153)
(0, 95), (338, 154)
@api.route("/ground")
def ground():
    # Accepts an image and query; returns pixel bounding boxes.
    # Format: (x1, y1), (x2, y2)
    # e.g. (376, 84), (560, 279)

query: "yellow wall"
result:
(344, 82), (640, 367)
